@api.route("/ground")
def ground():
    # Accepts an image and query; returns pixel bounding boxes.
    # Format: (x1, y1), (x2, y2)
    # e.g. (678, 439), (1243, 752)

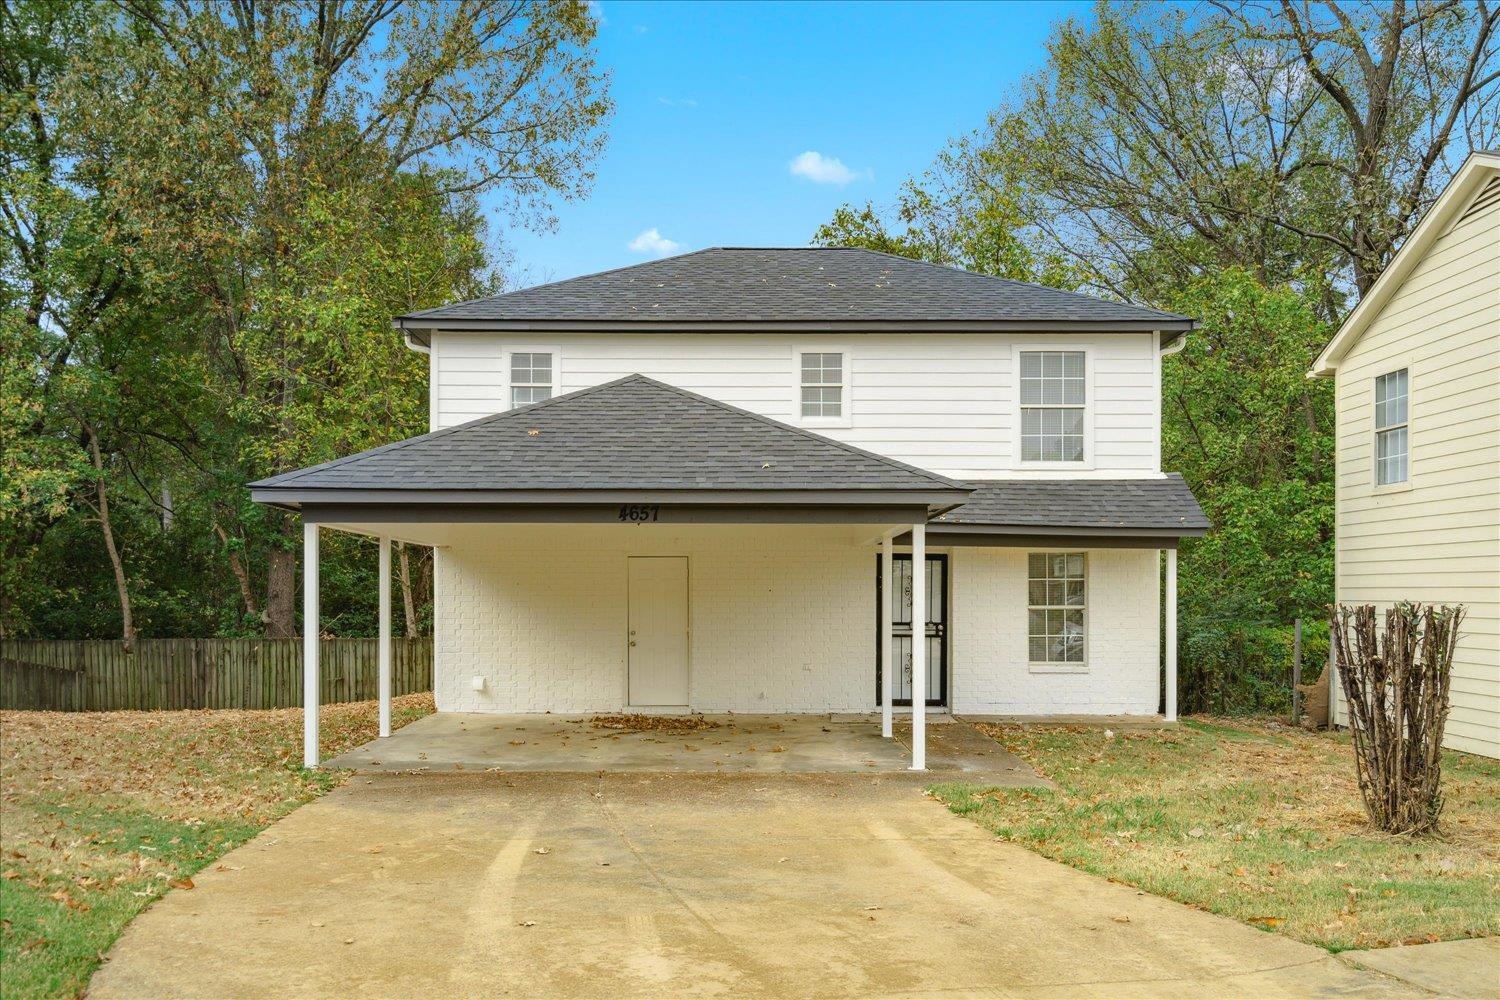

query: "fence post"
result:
(1291, 618), (1303, 726)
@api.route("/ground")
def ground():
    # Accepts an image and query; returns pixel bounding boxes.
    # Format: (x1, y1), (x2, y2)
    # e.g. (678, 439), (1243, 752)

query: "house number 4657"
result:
(618, 504), (660, 523)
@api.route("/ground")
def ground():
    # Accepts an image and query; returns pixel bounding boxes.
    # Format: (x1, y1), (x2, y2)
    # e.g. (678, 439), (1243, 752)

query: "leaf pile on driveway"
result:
(589, 713), (721, 733)
(930, 718), (1499, 952)
(0, 693), (434, 999)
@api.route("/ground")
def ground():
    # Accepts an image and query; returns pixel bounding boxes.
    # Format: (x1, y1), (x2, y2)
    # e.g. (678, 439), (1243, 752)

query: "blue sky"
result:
(496, 1), (1088, 285)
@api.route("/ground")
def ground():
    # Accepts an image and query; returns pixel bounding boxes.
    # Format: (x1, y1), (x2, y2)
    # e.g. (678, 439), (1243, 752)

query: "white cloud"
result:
(788, 150), (868, 185)
(657, 97), (699, 108)
(627, 228), (681, 257)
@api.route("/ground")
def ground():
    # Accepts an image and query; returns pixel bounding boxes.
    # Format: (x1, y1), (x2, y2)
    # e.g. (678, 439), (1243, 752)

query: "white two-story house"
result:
(252, 248), (1208, 769)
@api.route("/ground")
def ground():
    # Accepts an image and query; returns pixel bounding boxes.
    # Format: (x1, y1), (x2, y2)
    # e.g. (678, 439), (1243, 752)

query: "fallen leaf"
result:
(168, 877), (195, 890)
(533, 847), (550, 856)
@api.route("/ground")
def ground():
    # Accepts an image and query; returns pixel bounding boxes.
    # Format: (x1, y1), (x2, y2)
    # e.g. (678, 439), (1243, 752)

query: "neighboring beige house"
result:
(1312, 151), (1500, 759)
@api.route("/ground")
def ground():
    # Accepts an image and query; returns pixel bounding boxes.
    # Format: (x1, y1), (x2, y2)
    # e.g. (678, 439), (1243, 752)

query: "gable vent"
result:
(1454, 174), (1500, 228)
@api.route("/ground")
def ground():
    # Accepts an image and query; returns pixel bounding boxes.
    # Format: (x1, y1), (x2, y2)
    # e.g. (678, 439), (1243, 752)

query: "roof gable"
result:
(1312, 151), (1500, 376)
(396, 247), (1193, 332)
(250, 374), (965, 498)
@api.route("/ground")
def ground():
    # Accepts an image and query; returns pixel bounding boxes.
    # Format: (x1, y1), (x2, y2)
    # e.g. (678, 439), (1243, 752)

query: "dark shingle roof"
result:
(933, 475), (1209, 535)
(396, 247), (1193, 330)
(250, 375), (964, 497)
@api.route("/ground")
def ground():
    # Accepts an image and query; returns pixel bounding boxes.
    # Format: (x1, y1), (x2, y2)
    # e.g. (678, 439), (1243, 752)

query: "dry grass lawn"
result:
(932, 717), (1499, 952)
(0, 694), (435, 999)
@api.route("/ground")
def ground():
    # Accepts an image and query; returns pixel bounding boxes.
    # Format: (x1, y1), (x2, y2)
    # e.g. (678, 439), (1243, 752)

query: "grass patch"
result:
(932, 717), (1498, 952)
(0, 693), (434, 999)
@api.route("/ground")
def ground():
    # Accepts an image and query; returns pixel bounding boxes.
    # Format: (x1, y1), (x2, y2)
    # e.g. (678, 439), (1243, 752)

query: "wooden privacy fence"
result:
(0, 638), (432, 712)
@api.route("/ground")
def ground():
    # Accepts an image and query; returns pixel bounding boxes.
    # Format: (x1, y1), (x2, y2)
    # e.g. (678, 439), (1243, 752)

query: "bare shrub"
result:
(1330, 603), (1464, 835)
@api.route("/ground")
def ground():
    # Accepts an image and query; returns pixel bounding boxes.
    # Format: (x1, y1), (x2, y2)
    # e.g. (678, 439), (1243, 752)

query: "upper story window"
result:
(510, 352), (554, 407)
(1374, 368), (1409, 485)
(1020, 350), (1085, 462)
(800, 351), (844, 419)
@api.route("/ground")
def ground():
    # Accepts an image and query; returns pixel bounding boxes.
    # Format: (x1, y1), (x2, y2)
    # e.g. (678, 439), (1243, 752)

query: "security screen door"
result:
(875, 554), (948, 707)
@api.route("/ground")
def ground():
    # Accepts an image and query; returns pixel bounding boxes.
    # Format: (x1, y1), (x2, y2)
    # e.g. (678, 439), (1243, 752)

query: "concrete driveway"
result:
(90, 773), (1422, 999)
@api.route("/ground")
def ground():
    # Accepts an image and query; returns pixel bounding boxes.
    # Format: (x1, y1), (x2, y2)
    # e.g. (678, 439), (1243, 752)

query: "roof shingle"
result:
(397, 247), (1193, 329)
(934, 476), (1209, 534)
(250, 375), (963, 496)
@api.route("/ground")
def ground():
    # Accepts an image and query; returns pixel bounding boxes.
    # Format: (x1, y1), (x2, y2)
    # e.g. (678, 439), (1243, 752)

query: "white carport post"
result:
(1164, 547), (1178, 723)
(378, 536), (392, 738)
(881, 532), (895, 738)
(909, 522), (926, 770)
(302, 521), (320, 768)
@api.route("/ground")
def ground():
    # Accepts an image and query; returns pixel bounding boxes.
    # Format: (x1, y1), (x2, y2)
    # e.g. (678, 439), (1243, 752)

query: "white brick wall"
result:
(432, 526), (1163, 717)
(434, 526), (873, 714)
(950, 547), (1162, 715)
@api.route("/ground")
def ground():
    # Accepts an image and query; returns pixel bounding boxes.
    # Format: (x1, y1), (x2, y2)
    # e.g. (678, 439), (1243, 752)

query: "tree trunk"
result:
(263, 523), (298, 638)
(84, 425), (136, 651)
(398, 542), (419, 638)
(213, 521), (261, 622)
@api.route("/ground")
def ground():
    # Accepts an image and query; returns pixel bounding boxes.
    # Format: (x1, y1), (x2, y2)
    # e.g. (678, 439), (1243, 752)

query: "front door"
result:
(627, 557), (689, 707)
(875, 554), (948, 707)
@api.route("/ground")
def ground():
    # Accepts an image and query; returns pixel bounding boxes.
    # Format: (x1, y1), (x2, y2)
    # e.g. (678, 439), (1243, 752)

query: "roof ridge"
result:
(250, 375), (645, 487)
(626, 375), (965, 491)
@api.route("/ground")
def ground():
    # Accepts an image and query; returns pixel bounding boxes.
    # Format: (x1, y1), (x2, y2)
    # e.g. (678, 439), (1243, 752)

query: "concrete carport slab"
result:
(323, 712), (1046, 782)
(90, 773), (1421, 999)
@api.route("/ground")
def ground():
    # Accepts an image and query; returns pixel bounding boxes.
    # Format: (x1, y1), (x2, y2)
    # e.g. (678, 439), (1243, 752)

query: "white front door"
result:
(627, 556), (689, 707)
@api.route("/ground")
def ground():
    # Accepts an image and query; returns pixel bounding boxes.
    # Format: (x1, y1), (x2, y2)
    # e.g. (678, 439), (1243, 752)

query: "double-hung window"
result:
(1374, 369), (1409, 486)
(1028, 553), (1086, 666)
(510, 352), (554, 407)
(800, 352), (844, 419)
(1020, 350), (1085, 463)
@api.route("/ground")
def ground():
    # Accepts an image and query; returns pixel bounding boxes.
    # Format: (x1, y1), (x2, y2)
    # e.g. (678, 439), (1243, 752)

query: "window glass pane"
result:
(1375, 369), (1409, 428)
(1020, 378), (1042, 405)
(1376, 426), (1408, 485)
(1020, 353), (1042, 378)
(1028, 552), (1086, 663)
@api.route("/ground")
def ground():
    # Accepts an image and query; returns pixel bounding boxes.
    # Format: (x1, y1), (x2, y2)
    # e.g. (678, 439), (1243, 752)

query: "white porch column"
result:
(881, 533), (894, 739)
(909, 522), (926, 770)
(302, 522), (320, 768)
(378, 536), (392, 739)
(1165, 547), (1178, 723)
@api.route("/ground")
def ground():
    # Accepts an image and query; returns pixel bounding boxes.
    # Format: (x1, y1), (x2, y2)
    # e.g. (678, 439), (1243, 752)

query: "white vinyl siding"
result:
(427, 332), (1161, 478)
(1331, 175), (1500, 758)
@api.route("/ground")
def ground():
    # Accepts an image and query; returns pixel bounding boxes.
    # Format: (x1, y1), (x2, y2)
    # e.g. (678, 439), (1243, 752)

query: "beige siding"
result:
(1333, 179), (1500, 758)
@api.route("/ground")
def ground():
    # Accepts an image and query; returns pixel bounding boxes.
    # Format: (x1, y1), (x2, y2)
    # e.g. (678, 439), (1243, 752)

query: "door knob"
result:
(629, 640), (636, 647)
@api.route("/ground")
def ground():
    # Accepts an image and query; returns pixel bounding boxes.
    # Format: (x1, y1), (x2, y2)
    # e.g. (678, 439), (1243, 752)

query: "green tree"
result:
(817, 0), (1496, 711)
(61, 0), (610, 637)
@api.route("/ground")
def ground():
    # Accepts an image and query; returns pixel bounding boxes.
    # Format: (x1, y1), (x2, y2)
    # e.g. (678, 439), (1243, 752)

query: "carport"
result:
(250, 376), (973, 772)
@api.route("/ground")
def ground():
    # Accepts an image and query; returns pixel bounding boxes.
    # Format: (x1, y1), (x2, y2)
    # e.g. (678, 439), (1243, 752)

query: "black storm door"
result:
(875, 553), (948, 708)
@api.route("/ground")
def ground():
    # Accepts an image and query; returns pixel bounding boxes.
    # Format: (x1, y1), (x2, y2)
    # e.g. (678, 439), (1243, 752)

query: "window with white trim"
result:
(510, 352), (554, 407)
(1020, 350), (1085, 462)
(1028, 553), (1086, 665)
(800, 351), (844, 418)
(1374, 369), (1408, 485)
